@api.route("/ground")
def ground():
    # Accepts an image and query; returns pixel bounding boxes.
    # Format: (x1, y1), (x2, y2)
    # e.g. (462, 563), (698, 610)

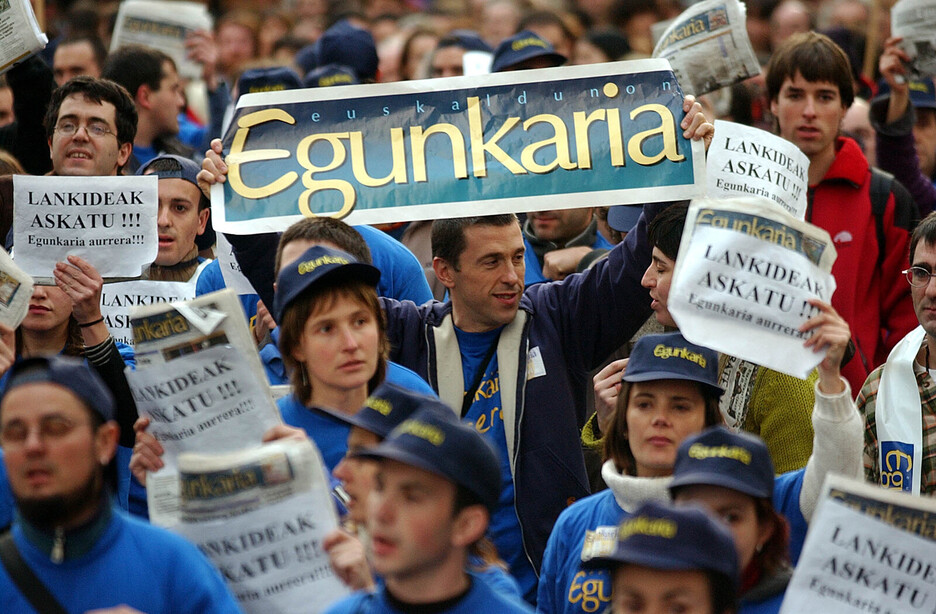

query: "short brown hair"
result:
(604, 381), (723, 475)
(765, 31), (854, 110)
(278, 279), (388, 405)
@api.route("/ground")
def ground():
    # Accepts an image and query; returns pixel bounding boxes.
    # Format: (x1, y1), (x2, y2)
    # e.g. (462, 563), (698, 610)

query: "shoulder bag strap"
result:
(0, 532), (69, 614)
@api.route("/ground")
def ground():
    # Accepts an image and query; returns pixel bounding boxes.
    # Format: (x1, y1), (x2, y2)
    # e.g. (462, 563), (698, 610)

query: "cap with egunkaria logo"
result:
(669, 426), (775, 499)
(622, 332), (722, 397)
(355, 407), (502, 511)
(584, 500), (740, 591)
(316, 381), (450, 439)
(273, 245), (380, 323)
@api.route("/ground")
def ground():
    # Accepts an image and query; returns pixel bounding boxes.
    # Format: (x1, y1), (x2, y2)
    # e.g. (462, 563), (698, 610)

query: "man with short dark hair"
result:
(0, 356), (240, 613)
(523, 208), (612, 283)
(766, 31), (918, 393)
(102, 45), (187, 171)
(53, 34), (108, 86)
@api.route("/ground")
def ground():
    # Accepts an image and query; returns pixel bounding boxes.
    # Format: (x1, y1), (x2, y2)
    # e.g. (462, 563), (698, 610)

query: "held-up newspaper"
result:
(652, 0), (760, 96)
(126, 289), (282, 527)
(174, 439), (350, 613)
(892, 0), (936, 79)
(0, 0), (46, 75)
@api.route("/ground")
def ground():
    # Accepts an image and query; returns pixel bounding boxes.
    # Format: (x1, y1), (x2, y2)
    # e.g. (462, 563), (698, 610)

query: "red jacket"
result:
(807, 137), (916, 392)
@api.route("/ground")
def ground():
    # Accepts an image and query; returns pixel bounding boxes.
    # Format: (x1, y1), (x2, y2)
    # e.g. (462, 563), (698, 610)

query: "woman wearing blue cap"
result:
(587, 500), (741, 614)
(537, 302), (854, 614)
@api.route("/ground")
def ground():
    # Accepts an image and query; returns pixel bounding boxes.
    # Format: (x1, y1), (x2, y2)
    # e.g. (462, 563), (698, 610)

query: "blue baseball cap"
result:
(236, 66), (302, 102)
(273, 245), (381, 323)
(585, 500), (740, 591)
(491, 30), (566, 73)
(875, 78), (936, 109)
(317, 382), (448, 439)
(607, 205), (643, 232)
(4, 356), (115, 422)
(303, 64), (360, 88)
(314, 20), (378, 81)
(441, 30), (493, 53)
(356, 407), (502, 511)
(137, 154), (201, 191)
(670, 426), (775, 499)
(623, 332), (722, 397)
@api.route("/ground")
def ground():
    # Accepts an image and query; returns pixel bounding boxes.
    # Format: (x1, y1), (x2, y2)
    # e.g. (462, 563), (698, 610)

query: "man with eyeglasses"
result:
(860, 211), (936, 496)
(0, 355), (241, 613)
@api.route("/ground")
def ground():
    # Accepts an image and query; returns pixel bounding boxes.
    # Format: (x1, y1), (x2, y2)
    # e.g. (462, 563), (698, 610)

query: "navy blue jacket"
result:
(381, 207), (658, 573)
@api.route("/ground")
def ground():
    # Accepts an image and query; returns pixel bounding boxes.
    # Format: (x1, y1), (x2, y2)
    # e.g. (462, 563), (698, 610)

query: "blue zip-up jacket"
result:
(379, 206), (660, 573)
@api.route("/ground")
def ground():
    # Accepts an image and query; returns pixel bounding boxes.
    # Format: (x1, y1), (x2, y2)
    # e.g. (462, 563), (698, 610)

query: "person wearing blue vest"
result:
(0, 356), (240, 613)
(585, 500), (740, 614)
(323, 407), (533, 613)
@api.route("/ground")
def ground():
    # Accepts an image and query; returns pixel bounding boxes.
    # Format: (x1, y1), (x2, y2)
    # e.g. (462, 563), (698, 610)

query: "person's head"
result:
(138, 155), (210, 267)
(527, 208), (595, 245)
(431, 215), (524, 332)
(53, 35), (107, 86)
(0, 356), (119, 530)
(330, 382), (451, 523)
(356, 408), (501, 586)
(906, 212), (936, 339)
(518, 11), (577, 59)
(766, 32), (853, 161)
(102, 45), (183, 143)
(491, 30), (567, 73)
(880, 79), (936, 179)
(605, 332), (723, 476)
(768, 0), (814, 51)
(0, 150), (25, 176)
(669, 427), (790, 574)
(641, 202), (689, 328)
(401, 29), (441, 80)
(841, 97), (875, 166)
(235, 66), (302, 102)
(429, 31), (491, 79)
(572, 30), (631, 65)
(45, 77), (136, 176)
(274, 216), (373, 278)
(0, 77), (12, 128)
(314, 19), (379, 82)
(217, 9), (260, 78)
(480, 0), (524, 49)
(274, 245), (387, 406)
(588, 501), (739, 614)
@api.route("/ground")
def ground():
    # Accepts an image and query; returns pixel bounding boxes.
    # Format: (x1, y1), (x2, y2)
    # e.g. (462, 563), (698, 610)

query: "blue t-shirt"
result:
(774, 469), (807, 565)
(455, 326), (537, 602)
(277, 394), (352, 473)
(324, 574), (534, 614)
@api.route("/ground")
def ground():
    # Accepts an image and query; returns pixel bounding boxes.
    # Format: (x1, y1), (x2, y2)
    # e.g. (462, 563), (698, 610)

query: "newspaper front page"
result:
(0, 0), (46, 74)
(892, 0), (936, 79)
(127, 289), (281, 526)
(0, 246), (31, 329)
(668, 197), (838, 379)
(174, 439), (350, 613)
(781, 475), (936, 613)
(652, 0), (760, 95)
(110, 0), (213, 80)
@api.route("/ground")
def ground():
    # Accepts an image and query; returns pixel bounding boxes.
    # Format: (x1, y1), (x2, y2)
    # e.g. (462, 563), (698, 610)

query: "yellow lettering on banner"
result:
(227, 109), (299, 198)
(521, 114), (577, 173)
(411, 123), (469, 182)
(296, 132), (356, 218)
(568, 571), (611, 613)
(349, 128), (408, 187)
(467, 96), (525, 178)
(627, 104), (684, 165)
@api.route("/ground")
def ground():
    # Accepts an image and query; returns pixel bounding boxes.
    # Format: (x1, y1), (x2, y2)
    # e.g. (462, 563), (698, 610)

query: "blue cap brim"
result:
(669, 470), (771, 499)
(622, 370), (723, 397)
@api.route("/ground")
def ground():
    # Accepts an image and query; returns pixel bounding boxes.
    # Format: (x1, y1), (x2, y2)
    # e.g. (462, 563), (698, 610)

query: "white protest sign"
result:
(13, 175), (158, 282)
(668, 197), (837, 379)
(101, 279), (196, 346)
(175, 440), (349, 613)
(0, 247), (32, 329)
(217, 233), (257, 296)
(781, 475), (936, 613)
(707, 120), (810, 219)
(127, 344), (282, 526)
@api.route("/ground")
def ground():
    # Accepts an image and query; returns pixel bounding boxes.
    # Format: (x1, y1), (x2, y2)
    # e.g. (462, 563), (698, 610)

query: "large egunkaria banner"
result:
(211, 59), (706, 234)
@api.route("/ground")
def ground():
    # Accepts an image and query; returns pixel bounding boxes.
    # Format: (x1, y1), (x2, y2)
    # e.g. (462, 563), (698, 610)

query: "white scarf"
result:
(875, 325), (927, 494)
(600, 460), (672, 512)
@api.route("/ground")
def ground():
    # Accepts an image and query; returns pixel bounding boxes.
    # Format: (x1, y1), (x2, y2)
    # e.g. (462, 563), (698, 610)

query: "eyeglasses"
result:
(903, 266), (936, 287)
(54, 120), (115, 139)
(0, 415), (87, 446)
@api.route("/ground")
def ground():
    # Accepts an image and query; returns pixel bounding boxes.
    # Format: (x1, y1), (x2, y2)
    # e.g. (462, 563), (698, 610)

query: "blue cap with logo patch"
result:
(669, 426), (774, 499)
(491, 30), (566, 73)
(585, 500), (740, 589)
(317, 382), (448, 439)
(314, 20), (378, 81)
(137, 154), (201, 190)
(356, 407), (502, 512)
(4, 355), (115, 422)
(875, 78), (936, 110)
(302, 64), (360, 88)
(273, 245), (381, 323)
(235, 66), (302, 102)
(623, 332), (722, 397)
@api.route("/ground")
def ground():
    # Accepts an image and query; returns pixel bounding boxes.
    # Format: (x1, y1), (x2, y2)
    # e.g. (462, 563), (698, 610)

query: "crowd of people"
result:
(0, 0), (933, 612)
